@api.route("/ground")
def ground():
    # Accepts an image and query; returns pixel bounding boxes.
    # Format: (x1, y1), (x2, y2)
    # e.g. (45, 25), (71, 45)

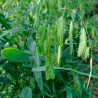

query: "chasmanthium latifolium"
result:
(37, 16), (64, 80)
(78, 28), (89, 60)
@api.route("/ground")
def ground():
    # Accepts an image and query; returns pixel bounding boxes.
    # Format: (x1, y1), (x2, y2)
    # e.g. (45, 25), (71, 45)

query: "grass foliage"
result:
(0, 0), (98, 97)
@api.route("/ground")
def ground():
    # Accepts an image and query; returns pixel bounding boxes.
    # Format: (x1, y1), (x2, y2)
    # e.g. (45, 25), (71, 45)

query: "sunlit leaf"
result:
(1, 48), (31, 62)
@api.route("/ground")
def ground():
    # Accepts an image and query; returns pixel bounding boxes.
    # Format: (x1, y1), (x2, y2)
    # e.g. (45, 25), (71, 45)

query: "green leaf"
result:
(0, 77), (13, 85)
(33, 48), (43, 93)
(32, 66), (45, 71)
(86, 58), (93, 90)
(32, 66), (98, 78)
(0, 28), (28, 38)
(67, 88), (72, 98)
(0, 40), (7, 48)
(1, 48), (31, 62)
(57, 45), (61, 64)
(27, 36), (36, 51)
(27, 37), (43, 93)
(19, 87), (32, 98)
(5, 7), (18, 18)
(62, 86), (72, 98)
(0, 63), (15, 75)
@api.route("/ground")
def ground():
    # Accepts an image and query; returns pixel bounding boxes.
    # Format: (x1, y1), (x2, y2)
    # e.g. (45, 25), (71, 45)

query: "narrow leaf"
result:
(86, 58), (93, 90)
(0, 28), (28, 38)
(57, 45), (61, 64)
(32, 66), (98, 78)
(33, 48), (43, 93)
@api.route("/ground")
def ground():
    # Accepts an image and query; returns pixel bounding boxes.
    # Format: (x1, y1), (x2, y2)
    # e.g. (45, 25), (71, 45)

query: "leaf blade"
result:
(0, 28), (28, 38)
(19, 87), (32, 98)
(1, 48), (31, 62)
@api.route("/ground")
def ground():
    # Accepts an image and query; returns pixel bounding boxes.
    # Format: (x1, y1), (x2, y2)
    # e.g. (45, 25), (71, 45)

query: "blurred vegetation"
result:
(0, 0), (98, 97)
